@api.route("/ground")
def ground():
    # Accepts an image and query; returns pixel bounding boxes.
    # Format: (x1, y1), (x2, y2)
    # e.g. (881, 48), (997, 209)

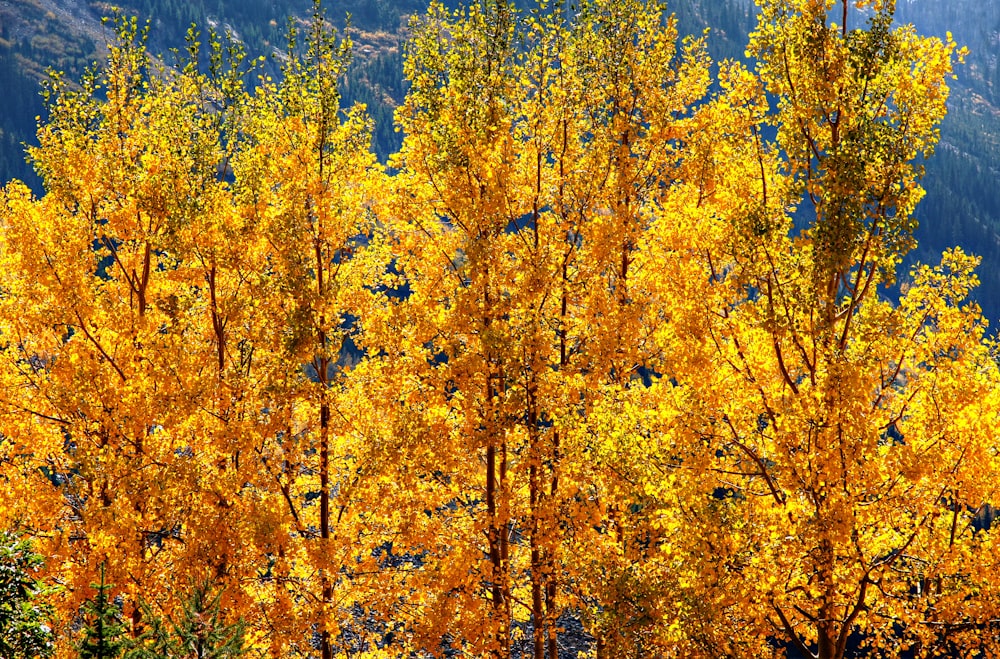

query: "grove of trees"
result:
(1, 0), (998, 658)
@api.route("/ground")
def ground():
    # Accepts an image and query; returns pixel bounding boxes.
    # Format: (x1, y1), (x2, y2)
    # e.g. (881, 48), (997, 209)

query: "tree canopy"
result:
(0, 1), (996, 658)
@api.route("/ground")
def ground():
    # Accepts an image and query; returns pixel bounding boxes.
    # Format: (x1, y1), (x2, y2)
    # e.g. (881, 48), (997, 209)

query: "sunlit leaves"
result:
(0, 1), (994, 658)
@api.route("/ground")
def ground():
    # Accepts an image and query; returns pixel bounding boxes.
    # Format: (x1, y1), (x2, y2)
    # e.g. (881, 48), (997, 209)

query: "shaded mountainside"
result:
(1, 0), (999, 319)
(893, 1), (1000, 322)
(0, 0), (418, 170)
(0, 0), (103, 188)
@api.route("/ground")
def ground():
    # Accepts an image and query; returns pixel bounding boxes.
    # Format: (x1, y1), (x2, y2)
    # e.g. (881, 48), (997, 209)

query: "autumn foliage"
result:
(0, 0), (996, 658)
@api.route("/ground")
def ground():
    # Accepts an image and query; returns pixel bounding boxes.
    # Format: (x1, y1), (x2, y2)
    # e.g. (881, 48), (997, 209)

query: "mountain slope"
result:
(1, 0), (999, 319)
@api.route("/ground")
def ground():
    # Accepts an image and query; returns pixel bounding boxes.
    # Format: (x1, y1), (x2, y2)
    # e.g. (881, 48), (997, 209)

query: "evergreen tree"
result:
(169, 583), (245, 659)
(125, 584), (245, 659)
(77, 565), (129, 659)
(123, 603), (171, 659)
(0, 533), (54, 659)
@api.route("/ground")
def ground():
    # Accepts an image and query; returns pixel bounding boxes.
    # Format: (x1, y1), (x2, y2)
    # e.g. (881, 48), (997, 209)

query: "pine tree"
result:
(0, 533), (54, 659)
(77, 565), (129, 659)
(169, 583), (245, 659)
(123, 602), (171, 659)
(125, 584), (245, 659)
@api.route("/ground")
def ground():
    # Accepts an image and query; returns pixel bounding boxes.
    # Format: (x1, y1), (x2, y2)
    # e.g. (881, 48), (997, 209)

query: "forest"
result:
(1, 0), (1000, 658)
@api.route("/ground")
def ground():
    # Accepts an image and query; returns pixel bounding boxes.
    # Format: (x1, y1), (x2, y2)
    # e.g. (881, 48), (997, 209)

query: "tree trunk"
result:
(320, 379), (332, 659)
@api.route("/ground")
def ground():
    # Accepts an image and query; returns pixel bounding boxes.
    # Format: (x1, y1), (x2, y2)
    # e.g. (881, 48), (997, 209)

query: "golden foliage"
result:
(0, 1), (994, 659)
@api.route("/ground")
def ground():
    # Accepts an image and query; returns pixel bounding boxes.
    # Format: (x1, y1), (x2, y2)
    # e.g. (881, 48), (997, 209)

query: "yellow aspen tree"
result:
(0, 1), (995, 658)
(0, 12), (387, 655)
(571, 56), (781, 657)
(526, 2), (726, 656)
(230, 4), (388, 657)
(381, 2), (525, 654)
(375, 0), (716, 656)
(0, 18), (271, 654)
(638, 2), (1000, 658)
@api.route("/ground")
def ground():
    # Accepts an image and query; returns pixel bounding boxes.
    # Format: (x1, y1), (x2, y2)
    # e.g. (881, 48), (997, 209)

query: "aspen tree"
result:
(0, 11), (387, 655)
(643, 2), (1000, 657)
(381, 0), (717, 656)
(231, 3), (386, 656)
(0, 0), (996, 657)
(0, 19), (264, 653)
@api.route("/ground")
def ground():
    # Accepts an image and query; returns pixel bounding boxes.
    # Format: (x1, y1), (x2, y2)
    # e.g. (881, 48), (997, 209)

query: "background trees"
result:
(0, 0), (995, 658)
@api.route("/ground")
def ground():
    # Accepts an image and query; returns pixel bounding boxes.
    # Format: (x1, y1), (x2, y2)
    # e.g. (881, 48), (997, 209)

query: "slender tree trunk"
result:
(531, 469), (544, 659)
(528, 380), (545, 659)
(208, 262), (225, 375)
(487, 437), (512, 659)
(816, 537), (837, 659)
(131, 604), (142, 640)
(487, 440), (501, 603)
(483, 262), (511, 659)
(138, 240), (151, 317)
(315, 200), (333, 659)
(320, 381), (332, 659)
(545, 578), (558, 659)
(546, 264), (570, 659)
(500, 437), (510, 652)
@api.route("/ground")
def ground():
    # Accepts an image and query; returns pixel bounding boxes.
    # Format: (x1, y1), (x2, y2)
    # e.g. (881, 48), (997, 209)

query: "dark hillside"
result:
(893, 0), (1000, 322)
(1, 0), (999, 319)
